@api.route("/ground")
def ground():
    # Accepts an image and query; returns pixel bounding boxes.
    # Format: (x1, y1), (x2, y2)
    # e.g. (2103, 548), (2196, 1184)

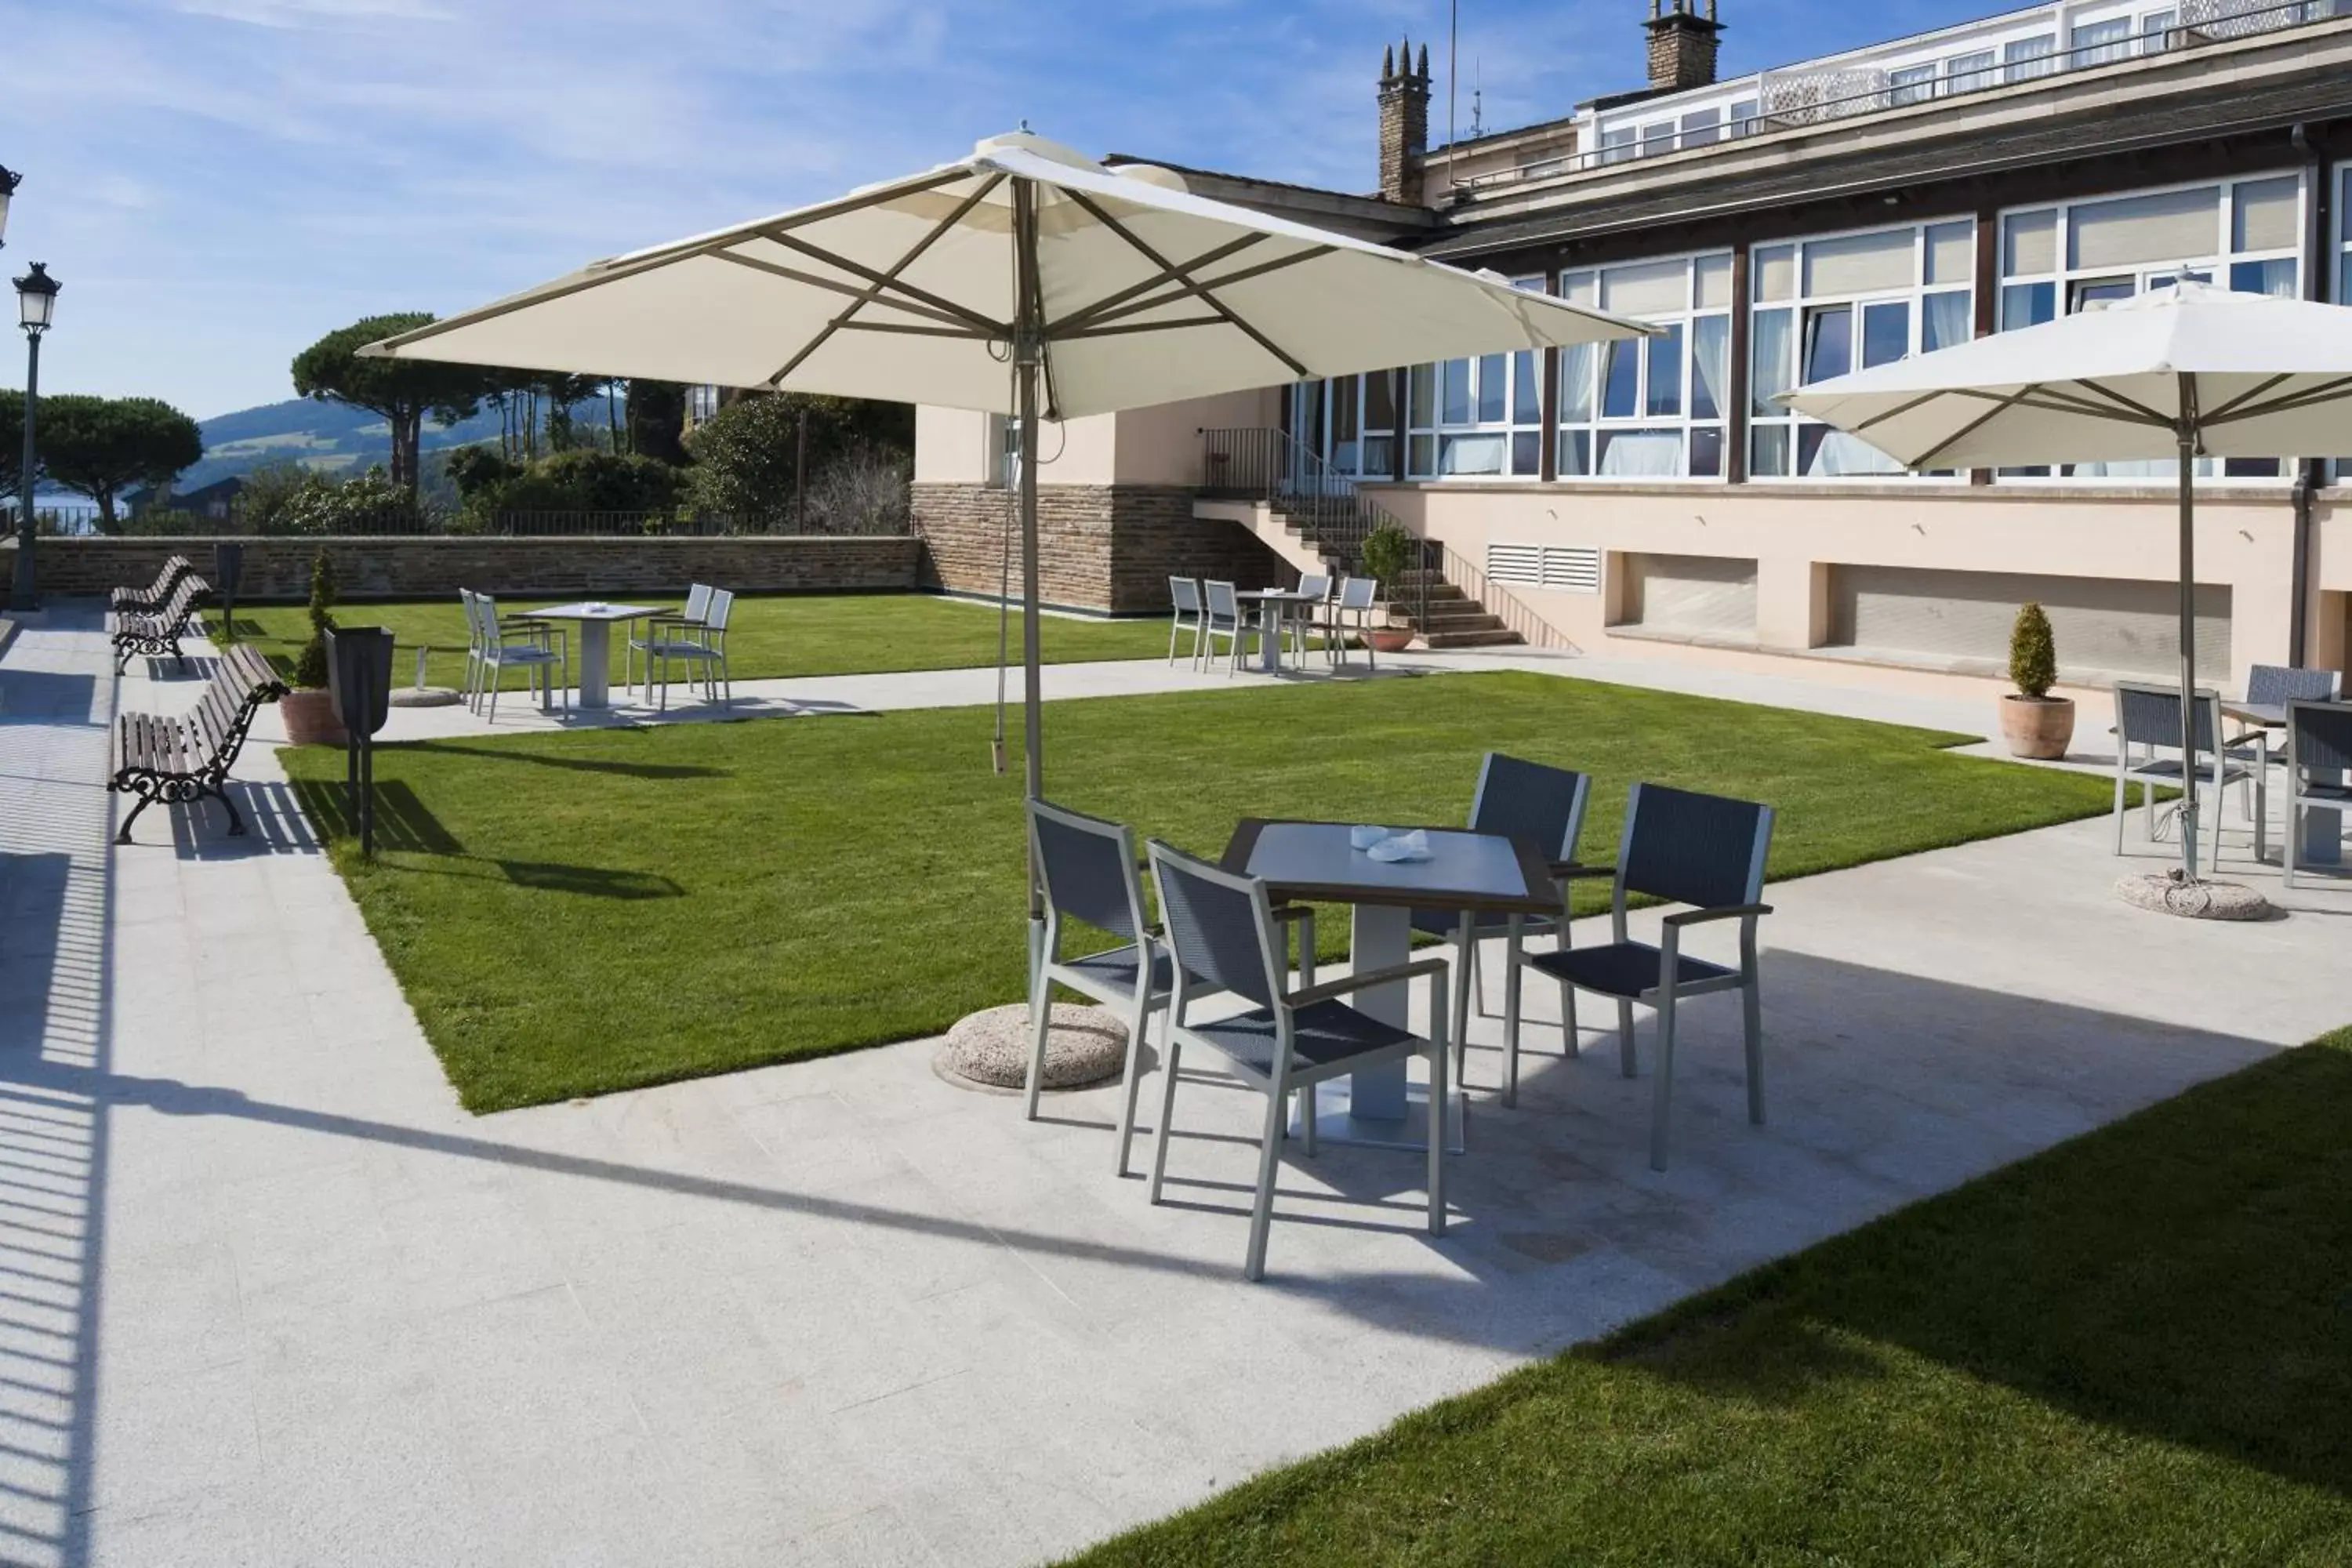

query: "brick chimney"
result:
(1378, 38), (1431, 205)
(1643, 0), (1722, 93)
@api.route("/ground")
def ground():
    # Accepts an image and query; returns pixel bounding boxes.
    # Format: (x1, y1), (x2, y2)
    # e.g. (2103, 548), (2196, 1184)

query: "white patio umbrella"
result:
(1780, 281), (2352, 884)
(363, 129), (1648, 946)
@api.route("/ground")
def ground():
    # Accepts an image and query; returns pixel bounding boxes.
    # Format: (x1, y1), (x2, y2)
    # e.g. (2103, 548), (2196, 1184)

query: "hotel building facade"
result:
(912, 0), (2352, 705)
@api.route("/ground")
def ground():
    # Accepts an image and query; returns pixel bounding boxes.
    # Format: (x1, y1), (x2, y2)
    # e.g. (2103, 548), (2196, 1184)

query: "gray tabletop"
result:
(1221, 819), (1559, 915)
(2223, 701), (2288, 728)
(528, 602), (663, 622)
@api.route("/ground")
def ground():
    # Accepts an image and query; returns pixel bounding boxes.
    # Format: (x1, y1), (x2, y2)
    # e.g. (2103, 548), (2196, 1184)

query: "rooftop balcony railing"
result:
(1448, 0), (2341, 199)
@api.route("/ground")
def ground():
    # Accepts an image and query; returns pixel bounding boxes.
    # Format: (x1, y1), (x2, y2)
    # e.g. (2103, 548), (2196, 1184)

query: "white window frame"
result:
(1748, 216), (1978, 484)
(1410, 281), (1546, 482)
(1996, 172), (2307, 483)
(1556, 251), (1734, 484)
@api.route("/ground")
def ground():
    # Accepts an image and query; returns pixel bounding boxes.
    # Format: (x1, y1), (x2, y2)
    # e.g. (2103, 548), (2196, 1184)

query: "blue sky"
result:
(0, 0), (1979, 420)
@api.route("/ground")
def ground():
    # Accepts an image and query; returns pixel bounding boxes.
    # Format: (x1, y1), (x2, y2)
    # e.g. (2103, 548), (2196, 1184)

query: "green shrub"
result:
(2009, 601), (2058, 699)
(292, 550), (338, 688)
(467, 448), (682, 528)
(442, 445), (521, 499)
(1359, 521), (1414, 597)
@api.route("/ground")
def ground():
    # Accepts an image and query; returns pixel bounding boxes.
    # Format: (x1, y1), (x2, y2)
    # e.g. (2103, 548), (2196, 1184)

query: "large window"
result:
(1998, 174), (2304, 478)
(1748, 219), (1976, 479)
(1556, 254), (1733, 480)
(1288, 371), (1399, 481)
(1409, 279), (1545, 480)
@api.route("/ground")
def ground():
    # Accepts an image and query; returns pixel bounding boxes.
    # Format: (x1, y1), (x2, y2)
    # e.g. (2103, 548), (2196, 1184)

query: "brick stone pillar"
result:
(1378, 39), (1431, 206)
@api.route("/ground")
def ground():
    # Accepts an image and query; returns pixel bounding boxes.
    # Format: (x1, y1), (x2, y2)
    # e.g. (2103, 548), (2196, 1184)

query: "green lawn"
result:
(1067, 1027), (2352, 1567)
(282, 671), (2116, 1113)
(224, 592), (1173, 688)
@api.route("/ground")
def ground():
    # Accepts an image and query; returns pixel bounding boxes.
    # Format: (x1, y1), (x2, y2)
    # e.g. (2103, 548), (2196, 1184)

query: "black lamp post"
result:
(10, 260), (56, 612)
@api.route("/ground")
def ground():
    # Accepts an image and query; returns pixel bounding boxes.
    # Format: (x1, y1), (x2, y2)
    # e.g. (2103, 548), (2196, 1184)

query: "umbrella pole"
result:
(1015, 179), (1047, 996)
(2175, 378), (2200, 884)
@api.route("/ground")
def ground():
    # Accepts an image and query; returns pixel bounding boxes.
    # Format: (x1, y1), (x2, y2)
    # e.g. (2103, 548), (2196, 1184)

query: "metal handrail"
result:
(1198, 426), (1435, 630)
(1437, 543), (1583, 654)
(1448, 0), (2332, 197)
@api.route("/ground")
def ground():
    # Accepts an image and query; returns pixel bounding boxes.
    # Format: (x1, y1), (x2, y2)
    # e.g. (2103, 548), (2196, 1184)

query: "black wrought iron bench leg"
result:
(209, 781), (248, 837)
(115, 788), (158, 845)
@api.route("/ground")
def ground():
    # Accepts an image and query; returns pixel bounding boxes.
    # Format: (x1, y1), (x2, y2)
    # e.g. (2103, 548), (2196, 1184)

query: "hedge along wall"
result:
(4, 535), (921, 601)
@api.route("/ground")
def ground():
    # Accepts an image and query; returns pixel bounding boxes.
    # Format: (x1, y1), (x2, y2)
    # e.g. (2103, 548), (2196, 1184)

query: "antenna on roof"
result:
(1447, 0), (1459, 189)
(1471, 56), (1483, 140)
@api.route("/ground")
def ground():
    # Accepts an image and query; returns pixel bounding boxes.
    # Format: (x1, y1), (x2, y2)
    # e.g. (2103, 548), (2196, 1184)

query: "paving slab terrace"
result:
(3, 601), (2347, 1567)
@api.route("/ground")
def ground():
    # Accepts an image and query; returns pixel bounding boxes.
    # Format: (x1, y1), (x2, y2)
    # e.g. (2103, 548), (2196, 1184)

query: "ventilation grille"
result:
(1487, 542), (1601, 593)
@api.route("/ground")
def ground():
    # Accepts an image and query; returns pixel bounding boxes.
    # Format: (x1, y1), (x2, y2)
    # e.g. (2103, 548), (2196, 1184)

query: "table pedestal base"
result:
(1289, 1076), (1466, 1155)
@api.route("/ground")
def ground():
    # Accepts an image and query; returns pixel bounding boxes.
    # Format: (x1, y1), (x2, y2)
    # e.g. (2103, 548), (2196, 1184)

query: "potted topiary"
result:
(1998, 600), (2074, 759)
(1356, 522), (1418, 654)
(278, 550), (347, 746)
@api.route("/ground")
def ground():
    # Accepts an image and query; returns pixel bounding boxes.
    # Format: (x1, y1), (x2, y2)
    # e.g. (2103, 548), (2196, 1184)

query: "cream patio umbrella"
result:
(363, 129), (1649, 946)
(1780, 280), (2352, 886)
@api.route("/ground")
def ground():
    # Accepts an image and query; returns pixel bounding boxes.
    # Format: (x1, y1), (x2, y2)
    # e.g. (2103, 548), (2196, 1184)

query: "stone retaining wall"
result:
(911, 483), (1284, 614)
(1, 534), (920, 601)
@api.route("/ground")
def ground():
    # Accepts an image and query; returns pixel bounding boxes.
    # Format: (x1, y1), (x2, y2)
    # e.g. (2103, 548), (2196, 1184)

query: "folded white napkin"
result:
(1349, 825), (1389, 850)
(1366, 829), (1432, 864)
(586, 601), (610, 614)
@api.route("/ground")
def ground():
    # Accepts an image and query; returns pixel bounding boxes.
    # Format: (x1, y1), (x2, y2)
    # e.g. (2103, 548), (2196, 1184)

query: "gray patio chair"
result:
(1026, 800), (1174, 1175)
(1506, 782), (1773, 1171)
(1145, 840), (1448, 1282)
(1167, 577), (1206, 666)
(1290, 572), (1331, 663)
(2226, 665), (2343, 820)
(470, 591), (568, 721)
(1324, 575), (1380, 670)
(1408, 753), (1593, 1105)
(630, 583), (712, 695)
(2284, 699), (2352, 889)
(1201, 579), (1252, 676)
(641, 587), (735, 711)
(2111, 682), (2255, 867)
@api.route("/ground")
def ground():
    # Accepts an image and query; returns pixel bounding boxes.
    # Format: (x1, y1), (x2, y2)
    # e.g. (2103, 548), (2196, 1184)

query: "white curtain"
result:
(1439, 434), (1508, 476)
(1804, 428), (1904, 476)
(1559, 343), (1595, 423)
(1692, 316), (1730, 421)
(1600, 431), (1684, 477)
(1751, 308), (1794, 414)
(1923, 291), (1971, 354)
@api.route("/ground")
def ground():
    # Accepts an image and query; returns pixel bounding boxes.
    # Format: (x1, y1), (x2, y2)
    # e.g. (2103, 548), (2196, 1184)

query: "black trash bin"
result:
(326, 626), (396, 855)
(212, 542), (245, 642)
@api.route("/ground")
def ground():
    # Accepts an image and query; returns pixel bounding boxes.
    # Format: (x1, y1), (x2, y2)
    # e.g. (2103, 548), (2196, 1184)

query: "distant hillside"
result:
(177, 397), (517, 492)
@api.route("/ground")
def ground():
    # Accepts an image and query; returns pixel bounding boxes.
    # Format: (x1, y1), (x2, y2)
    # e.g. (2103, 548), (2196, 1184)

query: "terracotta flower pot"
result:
(279, 688), (347, 748)
(1367, 627), (1417, 654)
(1999, 694), (2075, 760)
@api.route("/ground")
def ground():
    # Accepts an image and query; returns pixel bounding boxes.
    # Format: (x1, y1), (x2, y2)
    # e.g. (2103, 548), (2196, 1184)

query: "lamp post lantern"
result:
(10, 260), (57, 612)
(0, 165), (18, 249)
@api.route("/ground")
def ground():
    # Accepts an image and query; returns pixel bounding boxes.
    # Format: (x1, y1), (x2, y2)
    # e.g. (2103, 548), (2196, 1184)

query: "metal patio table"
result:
(523, 602), (662, 711)
(2224, 699), (2343, 869)
(1222, 818), (1560, 1152)
(1234, 589), (1323, 674)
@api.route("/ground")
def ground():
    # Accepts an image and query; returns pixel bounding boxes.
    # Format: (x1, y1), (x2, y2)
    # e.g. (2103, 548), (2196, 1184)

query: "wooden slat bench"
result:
(108, 571), (212, 675)
(110, 554), (194, 615)
(108, 642), (289, 844)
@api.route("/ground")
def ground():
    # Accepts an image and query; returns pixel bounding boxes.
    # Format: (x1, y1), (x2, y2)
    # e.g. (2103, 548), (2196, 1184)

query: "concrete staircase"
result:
(1193, 480), (1525, 653)
(1388, 566), (1523, 649)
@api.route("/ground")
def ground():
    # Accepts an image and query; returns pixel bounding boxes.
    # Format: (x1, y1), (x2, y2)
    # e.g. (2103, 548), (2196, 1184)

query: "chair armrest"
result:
(1284, 956), (1447, 1010)
(1269, 905), (1313, 924)
(1550, 862), (1617, 881)
(1661, 903), (1773, 928)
